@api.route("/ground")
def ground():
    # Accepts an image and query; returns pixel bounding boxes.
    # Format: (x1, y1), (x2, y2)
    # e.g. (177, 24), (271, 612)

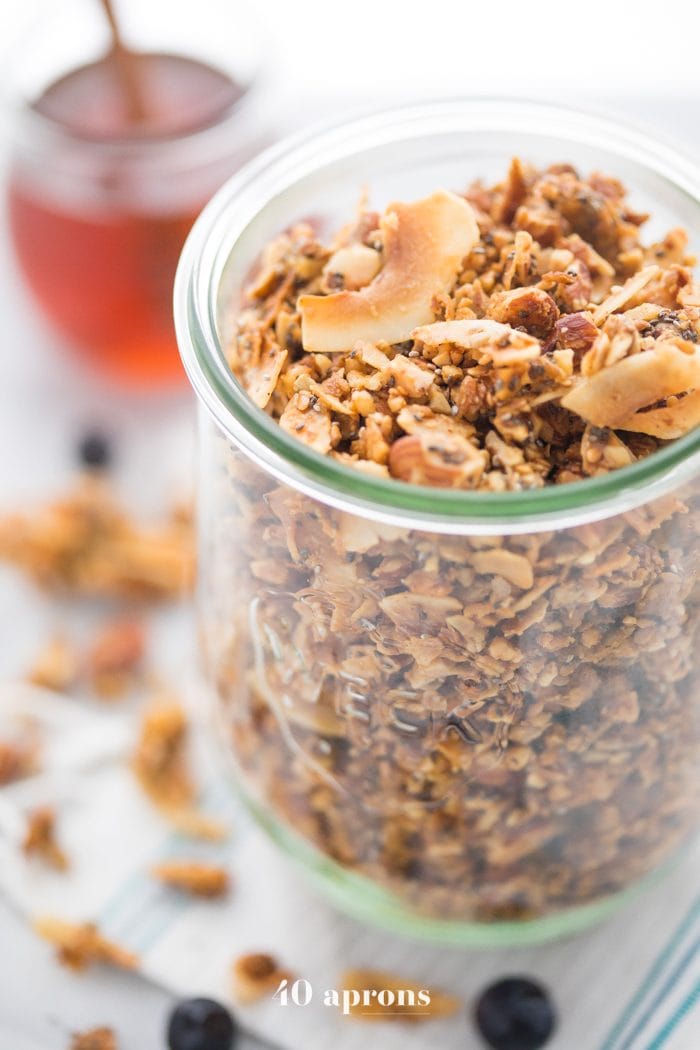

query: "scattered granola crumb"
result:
(86, 618), (145, 699)
(23, 806), (69, 871)
(0, 724), (40, 785)
(151, 860), (229, 898)
(340, 969), (461, 1022)
(132, 701), (193, 808)
(34, 917), (138, 972)
(70, 1028), (117, 1050)
(232, 952), (292, 1004)
(26, 635), (79, 693)
(132, 700), (226, 840)
(0, 476), (194, 600)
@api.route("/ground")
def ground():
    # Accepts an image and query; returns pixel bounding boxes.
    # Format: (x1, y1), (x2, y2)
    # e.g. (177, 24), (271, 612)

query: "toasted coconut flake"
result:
(340, 968), (461, 1022)
(299, 191), (478, 352)
(245, 340), (288, 409)
(561, 340), (700, 427)
(592, 265), (661, 325)
(412, 319), (541, 366)
(618, 389), (700, 438)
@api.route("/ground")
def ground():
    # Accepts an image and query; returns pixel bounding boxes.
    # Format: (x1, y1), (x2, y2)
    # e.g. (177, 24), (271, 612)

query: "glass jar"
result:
(176, 101), (700, 946)
(4, 0), (268, 387)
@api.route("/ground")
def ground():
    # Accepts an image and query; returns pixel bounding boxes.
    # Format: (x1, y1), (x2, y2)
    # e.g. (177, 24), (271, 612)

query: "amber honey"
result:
(8, 52), (243, 387)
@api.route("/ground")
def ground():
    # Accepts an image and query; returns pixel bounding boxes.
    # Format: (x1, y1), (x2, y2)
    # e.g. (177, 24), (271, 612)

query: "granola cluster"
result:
(0, 476), (194, 600)
(230, 159), (700, 489)
(203, 161), (700, 923)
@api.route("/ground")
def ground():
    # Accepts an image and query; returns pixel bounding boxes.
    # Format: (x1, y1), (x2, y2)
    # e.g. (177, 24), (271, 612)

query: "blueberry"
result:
(474, 977), (556, 1050)
(77, 430), (112, 470)
(167, 997), (237, 1050)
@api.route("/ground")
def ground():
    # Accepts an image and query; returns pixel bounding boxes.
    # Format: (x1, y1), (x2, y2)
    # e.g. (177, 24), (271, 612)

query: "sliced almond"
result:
(244, 340), (288, 409)
(592, 265), (660, 325)
(471, 548), (534, 589)
(561, 340), (700, 427)
(299, 191), (478, 352)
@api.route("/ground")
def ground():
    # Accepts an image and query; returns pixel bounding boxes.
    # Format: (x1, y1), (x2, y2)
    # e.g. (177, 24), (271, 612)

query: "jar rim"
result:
(175, 98), (700, 534)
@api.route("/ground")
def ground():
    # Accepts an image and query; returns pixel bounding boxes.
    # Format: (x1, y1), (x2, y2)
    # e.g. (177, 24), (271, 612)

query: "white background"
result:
(0, 0), (699, 1047)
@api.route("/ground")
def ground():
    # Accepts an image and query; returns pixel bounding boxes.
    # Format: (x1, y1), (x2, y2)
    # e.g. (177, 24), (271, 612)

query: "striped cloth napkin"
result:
(0, 680), (697, 1050)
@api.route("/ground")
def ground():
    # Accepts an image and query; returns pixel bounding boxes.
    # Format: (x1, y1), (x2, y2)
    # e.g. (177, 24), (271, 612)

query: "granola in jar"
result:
(198, 158), (700, 926)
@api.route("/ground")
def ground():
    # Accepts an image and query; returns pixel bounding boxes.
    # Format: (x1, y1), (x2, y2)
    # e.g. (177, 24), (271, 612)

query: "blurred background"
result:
(0, 1), (698, 1047)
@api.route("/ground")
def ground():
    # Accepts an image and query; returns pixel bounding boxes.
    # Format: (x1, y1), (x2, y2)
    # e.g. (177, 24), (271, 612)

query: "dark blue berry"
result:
(474, 977), (556, 1050)
(167, 997), (236, 1050)
(78, 430), (112, 470)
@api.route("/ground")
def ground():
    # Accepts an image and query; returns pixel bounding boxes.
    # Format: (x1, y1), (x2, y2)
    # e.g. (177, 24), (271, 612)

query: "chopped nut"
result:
(488, 287), (559, 339)
(232, 952), (293, 1004)
(340, 969), (461, 1022)
(388, 431), (487, 488)
(23, 806), (69, 871)
(323, 244), (382, 291)
(34, 917), (137, 972)
(151, 860), (229, 898)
